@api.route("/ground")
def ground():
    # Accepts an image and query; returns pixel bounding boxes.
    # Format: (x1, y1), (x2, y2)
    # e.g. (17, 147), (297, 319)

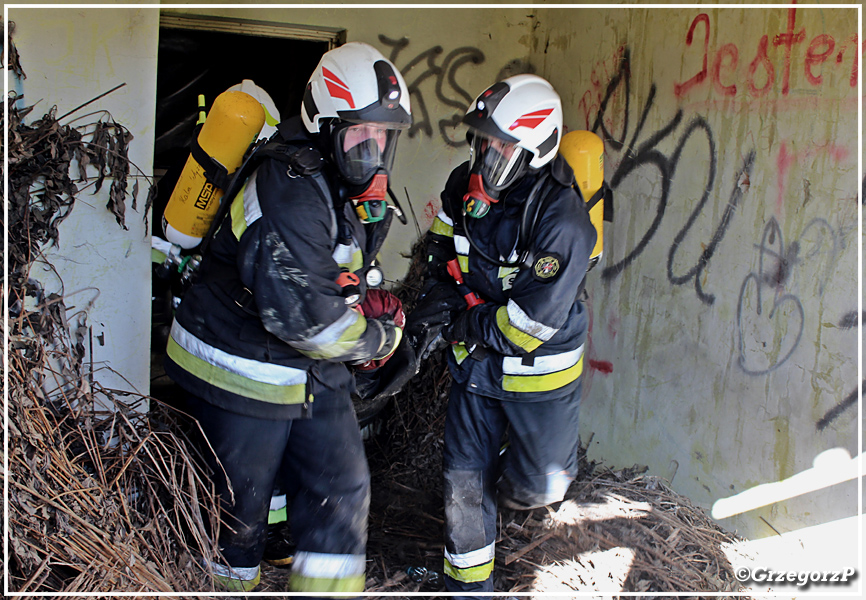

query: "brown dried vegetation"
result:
(4, 40), (224, 593)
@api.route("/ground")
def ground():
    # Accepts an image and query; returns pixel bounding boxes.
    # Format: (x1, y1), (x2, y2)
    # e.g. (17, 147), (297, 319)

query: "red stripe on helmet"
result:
(323, 67), (355, 109)
(508, 108), (554, 131)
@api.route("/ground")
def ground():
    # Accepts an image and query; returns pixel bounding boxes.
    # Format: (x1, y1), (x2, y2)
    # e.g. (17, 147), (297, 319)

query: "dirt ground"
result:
(253, 350), (747, 598)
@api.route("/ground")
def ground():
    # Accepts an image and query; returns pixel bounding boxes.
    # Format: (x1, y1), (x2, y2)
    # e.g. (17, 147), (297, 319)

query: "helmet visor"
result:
(333, 122), (401, 185)
(469, 132), (529, 191)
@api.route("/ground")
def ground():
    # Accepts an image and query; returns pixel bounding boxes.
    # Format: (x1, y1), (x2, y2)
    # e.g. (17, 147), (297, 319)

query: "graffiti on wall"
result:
(735, 216), (842, 375)
(379, 35), (534, 146)
(674, 8), (859, 100)
(580, 47), (754, 306)
(379, 35), (483, 145)
(579, 10), (857, 404)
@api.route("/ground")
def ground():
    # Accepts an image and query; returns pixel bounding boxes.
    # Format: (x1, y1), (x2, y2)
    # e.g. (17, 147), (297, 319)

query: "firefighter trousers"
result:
(185, 392), (370, 594)
(442, 380), (582, 597)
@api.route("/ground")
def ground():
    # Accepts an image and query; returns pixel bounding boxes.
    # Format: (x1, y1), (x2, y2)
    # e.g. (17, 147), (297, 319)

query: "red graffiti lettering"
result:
(674, 13), (710, 98)
(805, 34), (835, 85)
(712, 43), (739, 97)
(747, 35), (775, 97)
(834, 33), (859, 88)
(674, 10), (855, 100)
(772, 7), (806, 95)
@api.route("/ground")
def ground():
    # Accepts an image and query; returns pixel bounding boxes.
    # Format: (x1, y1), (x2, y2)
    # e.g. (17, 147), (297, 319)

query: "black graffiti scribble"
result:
(735, 216), (840, 375)
(379, 35), (484, 146)
(816, 382), (862, 431)
(736, 218), (805, 375)
(590, 48), (750, 305)
(837, 310), (863, 329)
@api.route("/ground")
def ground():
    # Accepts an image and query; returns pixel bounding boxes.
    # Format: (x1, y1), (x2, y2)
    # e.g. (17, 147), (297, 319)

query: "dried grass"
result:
(4, 69), (224, 594)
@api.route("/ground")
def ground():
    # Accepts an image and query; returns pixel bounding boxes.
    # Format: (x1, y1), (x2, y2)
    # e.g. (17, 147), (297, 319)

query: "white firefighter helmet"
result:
(301, 41), (411, 134)
(462, 74), (563, 190)
(227, 79), (281, 140)
(302, 42), (412, 222)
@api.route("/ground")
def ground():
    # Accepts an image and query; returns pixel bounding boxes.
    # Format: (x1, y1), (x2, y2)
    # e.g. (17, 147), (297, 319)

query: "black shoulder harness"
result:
(198, 129), (325, 256)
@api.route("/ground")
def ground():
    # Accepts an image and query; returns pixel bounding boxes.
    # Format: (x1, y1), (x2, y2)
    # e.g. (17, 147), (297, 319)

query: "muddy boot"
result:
(262, 521), (295, 567)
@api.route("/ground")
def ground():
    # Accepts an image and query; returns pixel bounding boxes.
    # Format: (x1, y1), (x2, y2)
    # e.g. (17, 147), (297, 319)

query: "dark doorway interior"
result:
(153, 25), (329, 226)
(150, 22), (330, 407)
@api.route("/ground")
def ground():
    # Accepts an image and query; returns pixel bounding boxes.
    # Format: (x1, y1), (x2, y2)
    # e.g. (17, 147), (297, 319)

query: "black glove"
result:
(408, 282), (466, 331)
(442, 307), (476, 345)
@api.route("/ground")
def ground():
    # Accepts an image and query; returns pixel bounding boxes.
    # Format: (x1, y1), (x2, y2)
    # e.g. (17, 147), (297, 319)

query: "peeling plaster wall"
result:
(10, 7), (159, 404)
(532, 5), (860, 552)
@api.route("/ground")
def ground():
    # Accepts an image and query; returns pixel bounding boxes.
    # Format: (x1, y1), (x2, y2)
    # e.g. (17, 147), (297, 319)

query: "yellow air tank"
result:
(163, 90), (266, 248)
(559, 130), (605, 264)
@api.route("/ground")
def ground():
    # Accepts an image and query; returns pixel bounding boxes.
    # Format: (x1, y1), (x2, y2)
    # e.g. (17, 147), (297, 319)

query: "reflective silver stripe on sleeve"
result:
(297, 308), (363, 351)
(292, 551), (366, 578)
(270, 494), (287, 511)
(437, 211), (454, 227)
(242, 170), (262, 227)
(170, 320), (306, 386)
(506, 298), (558, 342)
(207, 560), (260, 582)
(503, 345), (584, 375)
(444, 542), (496, 568)
(332, 239), (360, 265)
(454, 234), (470, 255)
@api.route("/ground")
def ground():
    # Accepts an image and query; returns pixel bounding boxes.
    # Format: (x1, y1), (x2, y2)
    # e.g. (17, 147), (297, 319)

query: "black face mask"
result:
(464, 134), (529, 218)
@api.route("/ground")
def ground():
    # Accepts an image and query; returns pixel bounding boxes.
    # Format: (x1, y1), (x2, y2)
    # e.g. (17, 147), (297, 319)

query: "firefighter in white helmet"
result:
(419, 74), (596, 596)
(164, 42), (410, 594)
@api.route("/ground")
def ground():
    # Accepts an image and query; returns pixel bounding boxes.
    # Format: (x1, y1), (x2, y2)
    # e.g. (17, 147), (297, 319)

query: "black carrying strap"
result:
(197, 133), (325, 257)
(586, 180), (614, 222)
(189, 124), (232, 191)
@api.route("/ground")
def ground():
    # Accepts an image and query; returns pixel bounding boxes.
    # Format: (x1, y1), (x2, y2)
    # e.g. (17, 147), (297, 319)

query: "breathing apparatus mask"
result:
(463, 131), (529, 218)
(331, 121), (401, 223)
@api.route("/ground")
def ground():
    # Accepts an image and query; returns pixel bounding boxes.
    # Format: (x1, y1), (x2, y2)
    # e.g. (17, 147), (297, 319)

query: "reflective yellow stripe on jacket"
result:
(167, 320), (309, 405)
(430, 210), (454, 237)
(495, 299), (558, 353)
(230, 171), (261, 240)
(502, 345), (584, 393)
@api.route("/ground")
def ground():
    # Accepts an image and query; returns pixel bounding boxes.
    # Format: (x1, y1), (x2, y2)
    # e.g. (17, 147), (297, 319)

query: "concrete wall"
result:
(10, 6), (159, 404)
(532, 4), (860, 565)
(8, 4), (860, 573)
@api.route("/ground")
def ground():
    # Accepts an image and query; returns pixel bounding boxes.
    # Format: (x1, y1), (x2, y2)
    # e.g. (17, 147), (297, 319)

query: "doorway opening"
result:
(150, 13), (343, 406)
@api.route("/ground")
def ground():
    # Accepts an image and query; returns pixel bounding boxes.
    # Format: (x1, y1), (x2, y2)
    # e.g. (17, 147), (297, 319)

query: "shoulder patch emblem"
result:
(533, 254), (562, 281)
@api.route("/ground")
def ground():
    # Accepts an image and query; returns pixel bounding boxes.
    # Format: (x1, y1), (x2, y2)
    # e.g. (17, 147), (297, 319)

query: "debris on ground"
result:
(256, 240), (749, 598)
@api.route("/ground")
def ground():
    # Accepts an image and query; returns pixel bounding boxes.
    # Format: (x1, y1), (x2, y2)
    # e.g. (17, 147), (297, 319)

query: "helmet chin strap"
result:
(351, 171), (389, 222)
(463, 172), (500, 219)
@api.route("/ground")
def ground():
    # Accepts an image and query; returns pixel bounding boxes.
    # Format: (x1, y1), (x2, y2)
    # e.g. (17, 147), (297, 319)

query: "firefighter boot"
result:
(262, 521), (295, 567)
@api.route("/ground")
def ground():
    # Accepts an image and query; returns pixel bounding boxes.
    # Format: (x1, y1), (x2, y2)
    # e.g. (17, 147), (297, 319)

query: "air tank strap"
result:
(586, 180), (614, 222)
(189, 124), (232, 191)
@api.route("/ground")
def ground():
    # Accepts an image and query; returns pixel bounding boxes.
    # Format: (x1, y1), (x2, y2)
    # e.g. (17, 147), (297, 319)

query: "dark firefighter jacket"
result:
(427, 158), (597, 401)
(165, 117), (394, 420)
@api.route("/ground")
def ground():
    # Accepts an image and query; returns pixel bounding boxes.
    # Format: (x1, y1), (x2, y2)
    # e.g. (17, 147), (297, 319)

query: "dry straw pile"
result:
(4, 33), (224, 593)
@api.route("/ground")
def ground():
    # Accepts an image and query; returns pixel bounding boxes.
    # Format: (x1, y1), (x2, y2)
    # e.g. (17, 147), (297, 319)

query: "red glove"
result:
(355, 289), (405, 371)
